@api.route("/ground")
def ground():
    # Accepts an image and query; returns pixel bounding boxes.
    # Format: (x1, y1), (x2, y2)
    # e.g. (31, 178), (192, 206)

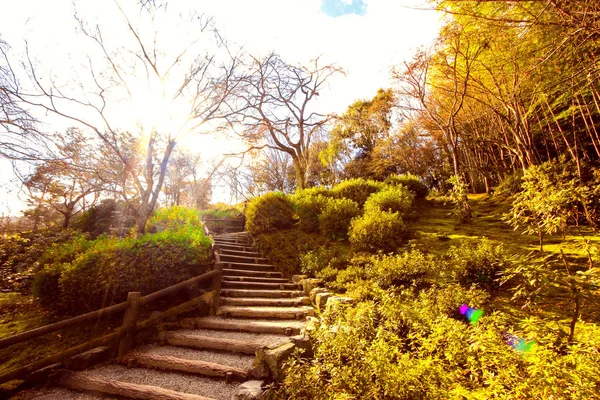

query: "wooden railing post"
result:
(117, 292), (141, 361)
(210, 262), (223, 316)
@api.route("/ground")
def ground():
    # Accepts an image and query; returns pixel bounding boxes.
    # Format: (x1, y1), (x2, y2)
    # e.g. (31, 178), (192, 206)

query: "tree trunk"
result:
(292, 158), (306, 192)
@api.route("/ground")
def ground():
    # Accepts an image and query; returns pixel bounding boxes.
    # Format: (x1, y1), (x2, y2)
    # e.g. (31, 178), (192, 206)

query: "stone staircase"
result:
(14, 232), (314, 400)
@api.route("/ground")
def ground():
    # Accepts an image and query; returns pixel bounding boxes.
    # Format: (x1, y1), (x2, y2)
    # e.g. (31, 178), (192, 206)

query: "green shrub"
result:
(363, 185), (414, 216)
(72, 199), (118, 238)
(349, 211), (408, 253)
(445, 239), (511, 290)
(245, 192), (295, 235)
(294, 187), (334, 200)
(385, 173), (429, 198)
(368, 251), (435, 289)
(300, 243), (350, 277)
(199, 202), (242, 219)
(254, 229), (329, 277)
(146, 205), (203, 232)
(319, 198), (360, 239)
(493, 172), (523, 198)
(332, 178), (384, 207)
(294, 194), (329, 233)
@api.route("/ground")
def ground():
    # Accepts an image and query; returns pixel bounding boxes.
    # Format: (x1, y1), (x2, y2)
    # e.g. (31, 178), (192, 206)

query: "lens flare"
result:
(503, 333), (534, 354)
(459, 304), (483, 324)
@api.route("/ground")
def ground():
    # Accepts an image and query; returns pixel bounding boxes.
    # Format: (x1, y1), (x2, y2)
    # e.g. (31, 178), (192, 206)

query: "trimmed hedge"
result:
(364, 185), (414, 216)
(319, 198), (360, 239)
(332, 178), (384, 207)
(385, 173), (429, 198)
(294, 194), (329, 233)
(349, 211), (408, 253)
(245, 192), (295, 235)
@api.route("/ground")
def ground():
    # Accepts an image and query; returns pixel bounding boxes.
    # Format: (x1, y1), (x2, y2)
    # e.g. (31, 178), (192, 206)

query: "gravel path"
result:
(136, 344), (255, 370)
(83, 365), (238, 400)
(10, 387), (117, 400)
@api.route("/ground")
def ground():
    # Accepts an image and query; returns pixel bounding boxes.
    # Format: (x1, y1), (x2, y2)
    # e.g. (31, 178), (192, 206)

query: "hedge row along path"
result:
(16, 231), (314, 400)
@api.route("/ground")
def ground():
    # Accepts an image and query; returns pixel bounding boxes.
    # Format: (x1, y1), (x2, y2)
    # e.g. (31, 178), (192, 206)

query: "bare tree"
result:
(228, 53), (342, 191)
(7, 2), (240, 234)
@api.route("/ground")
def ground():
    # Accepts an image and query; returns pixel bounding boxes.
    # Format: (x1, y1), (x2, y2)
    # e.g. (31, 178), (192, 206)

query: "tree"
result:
(327, 88), (396, 180)
(230, 53), (342, 191)
(22, 128), (103, 228)
(8, 2), (239, 234)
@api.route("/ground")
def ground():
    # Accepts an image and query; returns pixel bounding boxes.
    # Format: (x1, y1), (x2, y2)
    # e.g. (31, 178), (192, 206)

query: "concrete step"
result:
(222, 280), (302, 290)
(222, 275), (289, 284)
(223, 268), (283, 278)
(220, 296), (311, 307)
(217, 305), (314, 320)
(173, 329), (292, 349)
(194, 316), (304, 335)
(219, 254), (268, 264)
(164, 331), (265, 355)
(123, 346), (252, 381)
(221, 261), (276, 272)
(221, 288), (303, 298)
(218, 248), (263, 257)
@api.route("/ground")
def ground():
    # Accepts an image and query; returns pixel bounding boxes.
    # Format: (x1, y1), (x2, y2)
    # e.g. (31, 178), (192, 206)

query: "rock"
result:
(325, 296), (354, 315)
(231, 380), (264, 400)
(292, 275), (308, 283)
(261, 342), (296, 382)
(309, 287), (328, 303)
(302, 279), (321, 296)
(315, 292), (332, 313)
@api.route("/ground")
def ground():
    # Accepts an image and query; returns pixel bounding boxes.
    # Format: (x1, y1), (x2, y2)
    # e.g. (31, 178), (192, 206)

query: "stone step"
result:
(223, 268), (283, 278)
(219, 254), (268, 264)
(222, 280), (302, 290)
(164, 331), (265, 355)
(123, 347), (251, 381)
(221, 261), (276, 272)
(215, 243), (259, 253)
(174, 329), (292, 349)
(67, 365), (239, 399)
(194, 316), (304, 335)
(218, 248), (263, 257)
(10, 386), (114, 399)
(213, 239), (252, 246)
(217, 305), (314, 320)
(222, 275), (289, 284)
(58, 369), (217, 400)
(220, 296), (311, 307)
(221, 288), (303, 298)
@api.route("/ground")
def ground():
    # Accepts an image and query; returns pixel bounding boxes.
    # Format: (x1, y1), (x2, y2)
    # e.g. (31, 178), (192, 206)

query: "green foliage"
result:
(293, 187), (334, 199)
(199, 202), (242, 219)
(318, 197), (360, 239)
(332, 178), (384, 207)
(280, 285), (599, 399)
(494, 172), (523, 198)
(385, 173), (429, 198)
(349, 211), (407, 253)
(245, 192), (295, 235)
(363, 184), (414, 216)
(146, 205), (203, 232)
(300, 243), (350, 277)
(445, 239), (512, 290)
(72, 199), (118, 238)
(254, 229), (329, 277)
(293, 194), (329, 233)
(447, 175), (472, 223)
(505, 160), (588, 251)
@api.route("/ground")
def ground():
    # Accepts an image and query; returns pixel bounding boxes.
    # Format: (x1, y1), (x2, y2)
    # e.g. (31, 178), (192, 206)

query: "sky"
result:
(0, 0), (441, 215)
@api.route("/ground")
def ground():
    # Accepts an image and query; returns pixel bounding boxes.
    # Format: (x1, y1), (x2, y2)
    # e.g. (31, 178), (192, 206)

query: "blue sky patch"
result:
(321, 0), (367, 17)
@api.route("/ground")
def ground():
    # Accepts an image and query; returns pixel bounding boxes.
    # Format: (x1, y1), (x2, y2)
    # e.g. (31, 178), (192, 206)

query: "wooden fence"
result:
(0, 227), (224, 386)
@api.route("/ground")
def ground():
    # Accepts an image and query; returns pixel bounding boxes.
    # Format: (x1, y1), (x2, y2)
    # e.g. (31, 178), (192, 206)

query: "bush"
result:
(349, 211), (408, 253)
(294, 194), (329, 233)
(368, 251), (435, 289)
(146, 205), (203, 232)
(199, 202), (242, 219)
(245, 192), (295, 235)
(57, 231), (210, 314)
(332, 178), (384, 207)
(493, 172), (523, 198)
(319, 198), (360, 239)
(385, 173), (429, 198)
(445, 238), (511, 290)
(300, 243), (350, 277)
(254, 229), (329, 277)
(294, 187), (334, 200)
(363, 185), (414, 216)
(72, 199), (118, 238)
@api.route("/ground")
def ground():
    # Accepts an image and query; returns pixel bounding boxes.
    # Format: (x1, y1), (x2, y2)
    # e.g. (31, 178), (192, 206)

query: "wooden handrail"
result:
(0, 269), (219, 350)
